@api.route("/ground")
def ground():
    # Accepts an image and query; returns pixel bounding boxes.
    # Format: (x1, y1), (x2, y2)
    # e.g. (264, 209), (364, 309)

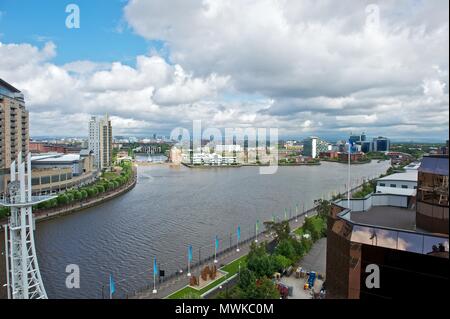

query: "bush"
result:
(57, 194), (69, 206)
(0, 207), (10, 218)
(303, 216), (326, 242)
(80, 190), (88, 200)
(273, 254), (292, 271)
(73, 191), (82, 201)
(247, 243), (277, 278)
(274, 239), (297, 261)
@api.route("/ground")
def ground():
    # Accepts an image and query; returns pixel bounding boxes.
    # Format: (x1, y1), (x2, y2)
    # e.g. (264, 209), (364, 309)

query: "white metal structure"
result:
(1, 152), (54, 299)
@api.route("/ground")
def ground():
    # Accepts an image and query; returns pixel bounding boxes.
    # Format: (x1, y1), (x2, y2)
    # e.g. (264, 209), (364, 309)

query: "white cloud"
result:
(122, 0), (449, 139)
(0, 0), (449, 140)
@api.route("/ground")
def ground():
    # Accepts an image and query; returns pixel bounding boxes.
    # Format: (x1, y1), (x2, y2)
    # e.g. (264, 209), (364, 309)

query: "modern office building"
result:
(303, 137), (330, 158)
(361, 141), (372, 153)
(373, 136), (390, 152)
(88, 115), (113, 170)
(326, 155), (449, 299)
(0, 79), (29, 194)
(30, 152), (96, 195)
(349, 132), (366, 144)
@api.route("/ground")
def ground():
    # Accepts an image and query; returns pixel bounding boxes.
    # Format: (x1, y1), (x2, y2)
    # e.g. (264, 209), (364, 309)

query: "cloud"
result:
(0, 0), (448, 140)
(0, 41), (234, 136)
(123, 0), (449, 139)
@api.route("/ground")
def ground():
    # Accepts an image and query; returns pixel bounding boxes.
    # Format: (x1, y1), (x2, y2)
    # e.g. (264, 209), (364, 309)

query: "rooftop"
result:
(0, 78), (21, 93)
(349, 206), (417, 232)
(31, 153), (81, 163)
(377, 171), (418, 182)
(334, 194), (449, 257)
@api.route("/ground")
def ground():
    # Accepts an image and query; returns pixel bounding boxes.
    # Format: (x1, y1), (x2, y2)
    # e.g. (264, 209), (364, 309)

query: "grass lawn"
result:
(167, 255), (247, 299)
(294, 215), (326, 237)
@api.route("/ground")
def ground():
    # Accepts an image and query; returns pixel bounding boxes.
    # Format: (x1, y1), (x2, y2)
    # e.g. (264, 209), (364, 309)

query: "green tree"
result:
(314, 199), (331, 218)
(247, 243), (277, 278)
(57, 194), (69, 206)
(80, 190), (88, 200)
(73, 191), (82, 201)
(251, 278), (280, 299)
(274, 239), (296, 261)
(273, 254), (292, 272)
(263, 220), (290, 243)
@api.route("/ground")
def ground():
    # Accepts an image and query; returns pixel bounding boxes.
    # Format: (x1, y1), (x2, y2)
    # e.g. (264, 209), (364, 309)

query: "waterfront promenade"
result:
(130, 210), (314, 299)
(0, 167), (137, 227)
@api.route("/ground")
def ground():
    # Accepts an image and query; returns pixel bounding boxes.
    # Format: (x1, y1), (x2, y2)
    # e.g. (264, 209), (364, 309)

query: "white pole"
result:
(347, 144), (351, 209)
(214, 240), (218, 263)
(187, 255), (191, 277)
(153, 271), (156, 294)
(4, 225), (10, 299)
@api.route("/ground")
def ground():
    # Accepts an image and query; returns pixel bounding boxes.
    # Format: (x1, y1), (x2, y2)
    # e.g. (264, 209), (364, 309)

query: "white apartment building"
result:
(88, 114), (112, 170)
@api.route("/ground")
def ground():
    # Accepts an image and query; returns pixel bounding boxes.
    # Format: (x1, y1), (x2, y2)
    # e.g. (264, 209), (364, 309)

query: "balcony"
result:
(333, 193), (449, 258)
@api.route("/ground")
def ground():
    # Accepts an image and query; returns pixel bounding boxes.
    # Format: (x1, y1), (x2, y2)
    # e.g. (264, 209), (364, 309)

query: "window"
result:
(379, 183), (385, 187)
(51, 175), (60, 183)
(31, 178), (40, 186)
(390, 184), (396, 188)
(401, 185), (408, 189)
(40, 176), (50, 185)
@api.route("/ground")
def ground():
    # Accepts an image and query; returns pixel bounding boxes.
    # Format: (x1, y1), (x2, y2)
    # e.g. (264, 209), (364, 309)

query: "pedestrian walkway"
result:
(131, 211), (316, 299)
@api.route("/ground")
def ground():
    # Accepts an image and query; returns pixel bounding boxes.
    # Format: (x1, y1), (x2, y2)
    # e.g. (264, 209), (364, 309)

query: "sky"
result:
(0, 0), (448, 141)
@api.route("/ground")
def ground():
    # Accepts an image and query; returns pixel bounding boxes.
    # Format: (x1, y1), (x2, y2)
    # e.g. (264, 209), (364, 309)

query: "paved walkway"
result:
(131, 211), (317, 299)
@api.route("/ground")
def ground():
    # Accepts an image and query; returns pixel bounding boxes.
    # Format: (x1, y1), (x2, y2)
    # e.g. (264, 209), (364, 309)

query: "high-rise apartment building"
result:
(88, 115), (112, 170)
(0, 79), (29, 193)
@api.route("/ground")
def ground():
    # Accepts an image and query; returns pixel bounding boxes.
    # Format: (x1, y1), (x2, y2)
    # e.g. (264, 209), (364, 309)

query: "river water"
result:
(0, 160), (390, 299)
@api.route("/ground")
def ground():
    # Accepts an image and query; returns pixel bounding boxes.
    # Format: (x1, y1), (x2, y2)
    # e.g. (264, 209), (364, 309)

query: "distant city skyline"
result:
(1, 0), (448, 140)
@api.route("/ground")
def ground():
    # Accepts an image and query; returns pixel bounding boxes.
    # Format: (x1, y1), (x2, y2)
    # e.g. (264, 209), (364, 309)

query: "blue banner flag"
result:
(153, 257), (158, 276)
(215, 236), (219, 251)
(188, 245), (193, 262)
(237, 226), (241, 241)
(109, 274), (115, 296)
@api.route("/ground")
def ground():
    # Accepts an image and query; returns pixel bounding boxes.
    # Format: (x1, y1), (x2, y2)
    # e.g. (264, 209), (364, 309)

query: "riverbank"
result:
(278, 162), (321, 166)
(182, 163), (243, 168)
(0, 169), (137, 228)
(15, 160), (389, 298)
(320, 158), (371, 164)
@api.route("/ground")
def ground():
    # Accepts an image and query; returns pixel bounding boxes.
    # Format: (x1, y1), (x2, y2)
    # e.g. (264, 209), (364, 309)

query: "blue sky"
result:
(0, 0), (167, 65)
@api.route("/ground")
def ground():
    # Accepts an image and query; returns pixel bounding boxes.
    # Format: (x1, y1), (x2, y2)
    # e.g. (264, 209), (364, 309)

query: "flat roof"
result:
(0, 78), (21, 93)
(377, 171), (418, 182)
(32, 153), (80, 163)
(349, 206), (417, 232)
